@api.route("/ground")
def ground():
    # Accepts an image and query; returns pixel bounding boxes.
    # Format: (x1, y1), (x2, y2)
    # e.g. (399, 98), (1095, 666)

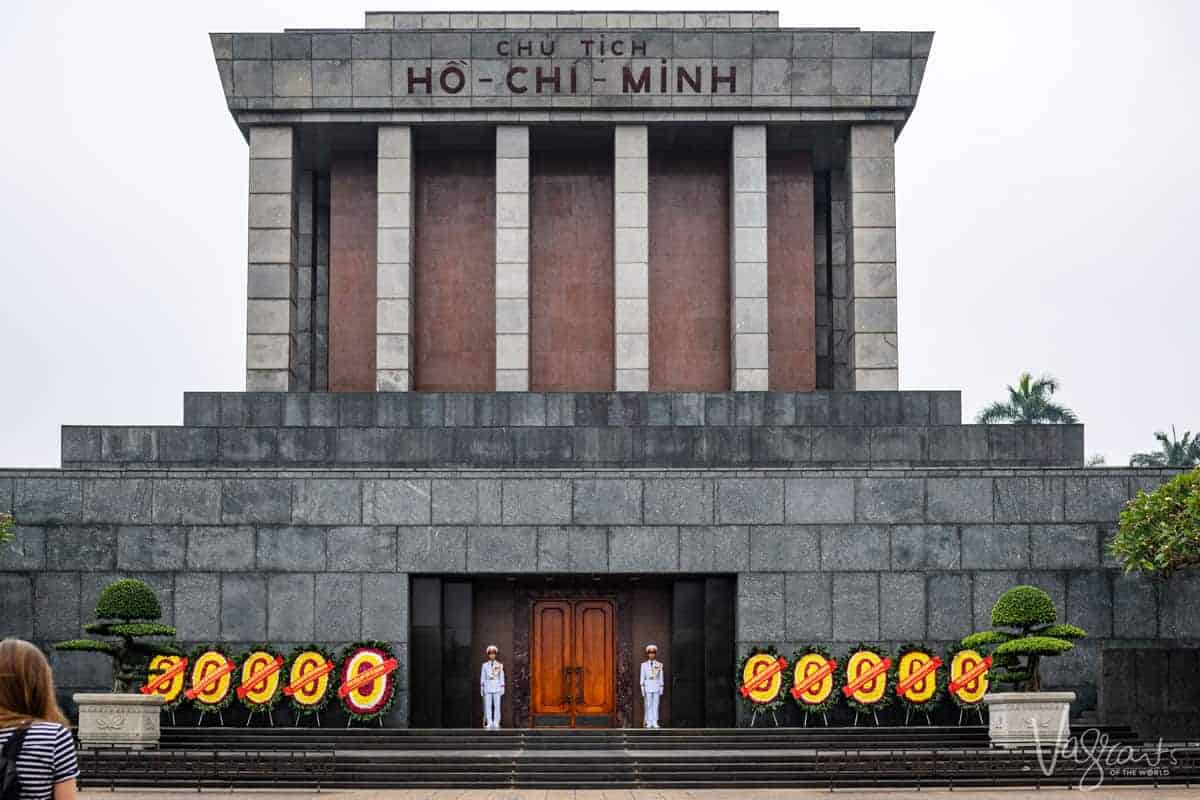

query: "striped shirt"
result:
(0, 722), (79, 799)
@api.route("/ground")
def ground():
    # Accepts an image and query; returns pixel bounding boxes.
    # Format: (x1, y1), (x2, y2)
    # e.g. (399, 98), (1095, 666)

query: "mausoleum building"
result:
(0, 10), (1192, 736)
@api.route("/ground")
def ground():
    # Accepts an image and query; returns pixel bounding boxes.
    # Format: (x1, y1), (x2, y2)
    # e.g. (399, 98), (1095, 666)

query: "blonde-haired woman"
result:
(0, 639), (78, 799)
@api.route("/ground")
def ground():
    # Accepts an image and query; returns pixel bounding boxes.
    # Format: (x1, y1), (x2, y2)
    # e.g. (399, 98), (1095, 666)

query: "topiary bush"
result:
(961, 585), (1085, 692)
(55, 578), (181, 692)
(1110, 468), (1200, 577)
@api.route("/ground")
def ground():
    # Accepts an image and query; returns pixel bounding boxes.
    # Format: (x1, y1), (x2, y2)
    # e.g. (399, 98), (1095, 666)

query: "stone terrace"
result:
(60, 391), (1084, 469)
(1, 461), (1191, 719)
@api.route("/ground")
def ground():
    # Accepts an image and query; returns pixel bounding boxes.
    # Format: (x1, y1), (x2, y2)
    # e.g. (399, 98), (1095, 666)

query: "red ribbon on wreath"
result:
(140, 657), (187, 696)
(841, 656), (892, 697)
(791, 658), (837, 700)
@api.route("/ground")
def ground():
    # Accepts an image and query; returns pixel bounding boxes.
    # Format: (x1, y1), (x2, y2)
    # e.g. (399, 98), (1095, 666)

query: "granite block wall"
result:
(0, 465), (1185, 726)
(63, 390), (1090, 470)
(179, 390), (965, 427)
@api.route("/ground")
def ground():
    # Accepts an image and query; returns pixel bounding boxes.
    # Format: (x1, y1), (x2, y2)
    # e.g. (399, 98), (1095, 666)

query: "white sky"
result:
(0, 0), (1196, 467)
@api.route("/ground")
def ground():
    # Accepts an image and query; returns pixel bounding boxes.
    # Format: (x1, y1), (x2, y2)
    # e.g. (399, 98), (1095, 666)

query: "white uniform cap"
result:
(486, 644), (499, 653)
(645, 643), (658, 652)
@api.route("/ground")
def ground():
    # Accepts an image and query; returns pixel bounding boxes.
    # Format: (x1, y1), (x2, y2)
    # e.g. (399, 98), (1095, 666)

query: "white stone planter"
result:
(74, 692), (164, 749)
(983, 691), (1075, 749)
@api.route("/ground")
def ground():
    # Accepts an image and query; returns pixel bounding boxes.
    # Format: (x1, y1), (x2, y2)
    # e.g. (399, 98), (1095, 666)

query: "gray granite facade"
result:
(58, 391), (1086, 470)
(0, 387), (1188, 726)
(223, 12), (926, 394)
(211, 23), (932, 119)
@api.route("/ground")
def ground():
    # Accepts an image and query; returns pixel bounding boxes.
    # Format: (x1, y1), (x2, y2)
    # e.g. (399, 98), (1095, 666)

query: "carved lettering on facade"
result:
(396, 35), (739, 97)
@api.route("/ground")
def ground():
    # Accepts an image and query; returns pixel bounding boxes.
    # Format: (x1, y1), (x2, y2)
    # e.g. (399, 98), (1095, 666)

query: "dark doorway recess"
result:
(671, 577), (736, 728)
(409, 577), (474, 728)
(408, 575), (736, 729)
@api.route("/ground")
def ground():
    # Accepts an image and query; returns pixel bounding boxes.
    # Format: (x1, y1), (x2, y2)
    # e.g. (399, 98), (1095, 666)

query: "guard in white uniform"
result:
(640, 644), (664, 729)
(480, 644), (505, 729)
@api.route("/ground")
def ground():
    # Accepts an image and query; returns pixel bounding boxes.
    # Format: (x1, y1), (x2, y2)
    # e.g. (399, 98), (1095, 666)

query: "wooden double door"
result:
(531, 599), (616, 727)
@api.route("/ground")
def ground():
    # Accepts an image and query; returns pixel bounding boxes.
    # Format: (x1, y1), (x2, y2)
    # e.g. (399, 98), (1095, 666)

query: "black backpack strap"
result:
(0, 727), (29, 759)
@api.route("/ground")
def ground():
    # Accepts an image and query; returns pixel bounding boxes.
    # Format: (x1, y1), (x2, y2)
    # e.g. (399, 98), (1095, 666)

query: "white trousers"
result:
(484, 692), (502, 728)
(643, 691), (661, 727)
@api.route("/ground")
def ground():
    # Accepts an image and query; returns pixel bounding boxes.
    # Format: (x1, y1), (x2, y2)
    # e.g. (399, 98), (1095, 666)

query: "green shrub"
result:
(993, 636), (1074, 657)
(1110, 468), (1200, 577)
(961, 585), (1086, 692)
(0, 513), (13, 549)
(94, 578), (162, 621)
(991, 585), (1057, 627)
(55, 578), (179, 693)
(960, 631), (1011, 649)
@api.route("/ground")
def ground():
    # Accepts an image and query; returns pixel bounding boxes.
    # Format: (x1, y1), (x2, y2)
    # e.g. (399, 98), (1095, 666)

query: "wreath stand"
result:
(347, 715), (386, 728)
(245, 709), (276, 727)
(904, 707), (934, 726)
(195, 710), (226, 727)
(748, 706), (780, 728)
(801, 711), (830, 727)
(852, 710), (881, 727)
(958, 706), (985, 726)
(294, 711), (323, 728)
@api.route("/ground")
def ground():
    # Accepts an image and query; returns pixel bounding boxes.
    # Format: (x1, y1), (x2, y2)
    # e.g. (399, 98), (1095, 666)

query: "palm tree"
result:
(976, 372), (1079, 424)
(1129, 427), (1200, 467)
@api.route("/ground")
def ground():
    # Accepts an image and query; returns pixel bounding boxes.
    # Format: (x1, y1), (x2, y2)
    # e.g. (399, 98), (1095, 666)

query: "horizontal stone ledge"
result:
(222, 99), (922, 117)
(357, 12), (785, 31)
(0, 527), (1127, 575)
(61, 422), (1080, 469)
(231, 108), (914, 126)
(183, 390), (962, 427)
(4, 466), (1179, 480)
(216, 32), (924, 67)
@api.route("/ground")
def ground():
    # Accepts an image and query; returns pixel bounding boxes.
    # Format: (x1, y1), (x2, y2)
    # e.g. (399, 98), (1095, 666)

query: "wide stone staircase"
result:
(76, 725), (1200, 790)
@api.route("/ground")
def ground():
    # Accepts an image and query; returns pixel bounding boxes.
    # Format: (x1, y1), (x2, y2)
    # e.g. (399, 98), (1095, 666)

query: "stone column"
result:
(730, 125), (769, 391)
(495, 126), (530, 391)
(376, 126), (414, 391)
(847, 124), (899, 390)
(246, 126), (297, 391)
(614, 125), (649, 391)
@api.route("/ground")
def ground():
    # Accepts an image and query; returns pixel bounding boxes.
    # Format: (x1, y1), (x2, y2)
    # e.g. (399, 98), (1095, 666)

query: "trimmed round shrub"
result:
(991, 585), (1056, 628)
(994, 636), (1074, 658)
(95, 578), (162, 621)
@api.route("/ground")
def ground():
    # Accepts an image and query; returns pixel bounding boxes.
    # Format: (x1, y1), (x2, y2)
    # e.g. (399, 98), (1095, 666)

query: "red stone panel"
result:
(530, 151), (615, 391)
(413, 151), (496, 391)
(767, 151), (817, 391)
(648, 151), (730, 391)
(329, 153), (377, 392)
